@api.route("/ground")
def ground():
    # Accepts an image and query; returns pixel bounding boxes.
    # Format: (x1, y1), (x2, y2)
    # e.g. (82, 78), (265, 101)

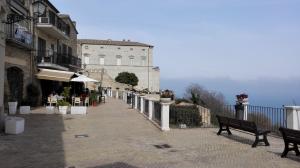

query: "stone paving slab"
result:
(0, 98), (299, 168)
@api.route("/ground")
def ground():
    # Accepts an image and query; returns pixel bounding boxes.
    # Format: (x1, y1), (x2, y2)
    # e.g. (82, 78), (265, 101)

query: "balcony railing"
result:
(5, 23), (33, 49)
(38, 16), (70, 35)
(36, 50), (81, 69)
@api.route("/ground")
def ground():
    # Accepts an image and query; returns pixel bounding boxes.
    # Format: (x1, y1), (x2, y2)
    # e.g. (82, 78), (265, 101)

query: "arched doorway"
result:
(7, 67), (24, 103)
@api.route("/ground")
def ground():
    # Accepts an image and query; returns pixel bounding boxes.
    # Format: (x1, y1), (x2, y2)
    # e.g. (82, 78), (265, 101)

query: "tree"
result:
(184, 84), (227, 124)
(115, 72), (139, 87)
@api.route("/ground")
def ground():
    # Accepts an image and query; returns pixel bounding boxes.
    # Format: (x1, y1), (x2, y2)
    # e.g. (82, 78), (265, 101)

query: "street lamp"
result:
(32, 0), (47, 17)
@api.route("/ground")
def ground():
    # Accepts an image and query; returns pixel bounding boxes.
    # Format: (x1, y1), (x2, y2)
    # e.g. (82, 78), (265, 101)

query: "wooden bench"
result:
(216, 115), (271, 147)
(279, 127), (300, 158)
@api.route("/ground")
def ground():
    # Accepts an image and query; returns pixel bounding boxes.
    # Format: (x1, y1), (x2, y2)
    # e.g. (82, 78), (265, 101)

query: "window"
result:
(100, 57), (105, 65)
(130, 48), (133, 51)
(117, 47), (121, 50)
(84, 54), (90, 64)
(100, 46), (104, 49)
(141, 56), (146, 66)
(129, 56), (134, 65)
(116, 55), (122, 65)
(85, 45), (89, 49)
(142, 49), (146, 51)
(84, 56), (89, 64)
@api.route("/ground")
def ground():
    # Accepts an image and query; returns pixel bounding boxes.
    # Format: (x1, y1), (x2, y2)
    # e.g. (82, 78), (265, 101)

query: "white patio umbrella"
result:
(71, 75), (98, 82)
(71, 75), (99, 94)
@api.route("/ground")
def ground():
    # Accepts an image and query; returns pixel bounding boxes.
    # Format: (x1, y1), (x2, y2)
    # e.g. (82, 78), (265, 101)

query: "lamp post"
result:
(30, 0), (46, 82)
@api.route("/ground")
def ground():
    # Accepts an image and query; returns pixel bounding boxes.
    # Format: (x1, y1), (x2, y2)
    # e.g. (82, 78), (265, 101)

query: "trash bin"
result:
(5, 117), (25, 134)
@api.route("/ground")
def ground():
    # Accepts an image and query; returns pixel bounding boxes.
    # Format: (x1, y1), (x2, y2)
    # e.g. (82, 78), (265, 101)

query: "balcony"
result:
(5, 23), (33, 50)
(36, 50), (81, 71)
(36, 15), (70, 40)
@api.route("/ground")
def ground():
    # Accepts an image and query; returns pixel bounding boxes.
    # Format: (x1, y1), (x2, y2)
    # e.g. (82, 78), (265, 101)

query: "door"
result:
(38, 37), (46, 63)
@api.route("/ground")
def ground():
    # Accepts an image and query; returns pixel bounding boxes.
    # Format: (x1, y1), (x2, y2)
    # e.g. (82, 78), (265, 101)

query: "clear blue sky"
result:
(51, 0), (300, 80)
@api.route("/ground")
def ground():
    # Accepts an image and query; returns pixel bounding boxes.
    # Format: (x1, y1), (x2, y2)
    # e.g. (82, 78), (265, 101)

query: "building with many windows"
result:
(3, 0), (81, 107)
(77, 39), (160, 92)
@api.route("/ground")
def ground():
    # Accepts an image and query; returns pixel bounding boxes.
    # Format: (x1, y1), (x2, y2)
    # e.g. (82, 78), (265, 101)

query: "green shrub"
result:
(170, 105), (201, 127)
(57, 100), (70, 106)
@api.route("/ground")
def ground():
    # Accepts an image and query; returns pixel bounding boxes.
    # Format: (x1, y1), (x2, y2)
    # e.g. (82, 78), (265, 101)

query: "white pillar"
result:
(134, 94), (138, 109)
(148, 99), (153, 120)
(140, 96), (145, 113)
(115, 90), (119, 99)
(160, 102), (171, 131)
(243, 103), (248, 120)
(285, 106), (300, 130)
(123, 91), (126, 102)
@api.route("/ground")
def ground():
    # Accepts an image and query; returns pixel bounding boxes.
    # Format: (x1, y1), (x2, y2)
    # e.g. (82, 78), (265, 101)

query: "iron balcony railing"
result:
(5, 23), (33, 49)
(36, 50), (81, 68)
(37, 12), (70, 37)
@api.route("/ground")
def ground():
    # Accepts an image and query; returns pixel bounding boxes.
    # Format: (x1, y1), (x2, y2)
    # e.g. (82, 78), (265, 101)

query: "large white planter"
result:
(19, 106), (31, 114)
(46, 106), (57, 114)
(5, 117), (25, 134)
(58, 106), (68, 115)
(71, 106), (87, 115)
(8, 101), (18, 115)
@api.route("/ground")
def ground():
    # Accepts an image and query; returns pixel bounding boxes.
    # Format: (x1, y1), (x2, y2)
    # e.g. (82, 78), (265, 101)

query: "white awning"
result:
(36, 69), (75, 82)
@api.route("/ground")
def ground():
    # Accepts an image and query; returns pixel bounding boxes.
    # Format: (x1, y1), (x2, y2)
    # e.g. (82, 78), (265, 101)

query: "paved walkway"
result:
(0, 98), (299, 168)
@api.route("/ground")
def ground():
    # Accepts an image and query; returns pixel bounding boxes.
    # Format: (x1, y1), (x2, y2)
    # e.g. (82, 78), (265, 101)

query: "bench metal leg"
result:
(217, 125), (223, 135)
(263, 134), (270, 146)
(252, 135), (259, 148)
(226, 126), (232, 135)
(294, 143), (300, 156)
(217, 125), (232, 135)
(281, 142), (290, 158)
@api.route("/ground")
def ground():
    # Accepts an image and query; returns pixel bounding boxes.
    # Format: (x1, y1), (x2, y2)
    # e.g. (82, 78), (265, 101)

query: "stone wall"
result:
(4, 45), (32, 105)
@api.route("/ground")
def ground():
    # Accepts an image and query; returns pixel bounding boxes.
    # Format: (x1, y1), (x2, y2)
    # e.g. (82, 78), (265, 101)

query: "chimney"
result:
(127, 39), (130, 42)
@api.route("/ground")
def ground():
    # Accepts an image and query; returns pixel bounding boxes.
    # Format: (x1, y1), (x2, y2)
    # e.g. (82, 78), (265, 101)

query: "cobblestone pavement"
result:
(0, 98), (299, 168)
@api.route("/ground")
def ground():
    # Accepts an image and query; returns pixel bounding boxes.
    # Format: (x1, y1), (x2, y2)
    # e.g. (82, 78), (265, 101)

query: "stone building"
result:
(0, 0), (8, 129)
(34, 0), (81, 102)
(77, 39), (160, 92)
(4, 0), (34, 106)
(3, 0), (81, 107)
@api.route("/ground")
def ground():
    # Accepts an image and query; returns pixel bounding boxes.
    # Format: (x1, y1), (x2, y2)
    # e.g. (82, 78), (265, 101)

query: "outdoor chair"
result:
(50, 97), (58, 106)
(47, 97), (52, 106)
(84, 97), (89, 106)
(74, 97), (81, 106)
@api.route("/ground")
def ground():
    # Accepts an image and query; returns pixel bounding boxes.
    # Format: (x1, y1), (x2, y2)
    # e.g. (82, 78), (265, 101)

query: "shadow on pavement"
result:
(0, 114), (66, 168)
(88, 162), (139, 168)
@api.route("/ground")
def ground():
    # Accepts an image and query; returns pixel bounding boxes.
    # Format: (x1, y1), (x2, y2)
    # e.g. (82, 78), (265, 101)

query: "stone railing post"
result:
(148, 99), (153, 120)
(160, 102), (171, 131)
(123, 91), (126, 102)
(140, 96), (146, 113)
(116, 90), (119, 99)
(243, 103), (248, 120)
(134, 94), (138, 109)
(284, 106), (300, 130)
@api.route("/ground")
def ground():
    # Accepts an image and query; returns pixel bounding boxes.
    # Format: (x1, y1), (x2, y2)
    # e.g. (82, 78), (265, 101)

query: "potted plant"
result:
(57, 100), (70, 115)
(19, 99), (31, 114)
(160, 89), (174, 103)
(8, 97), (18, 115)
(90, 92), (98, 106)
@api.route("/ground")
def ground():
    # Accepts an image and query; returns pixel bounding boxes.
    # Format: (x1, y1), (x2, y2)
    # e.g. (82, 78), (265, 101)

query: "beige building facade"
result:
(0, 0), (8, 129)
(77, 39), (160, 92)
(2, 0), (81, 107)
